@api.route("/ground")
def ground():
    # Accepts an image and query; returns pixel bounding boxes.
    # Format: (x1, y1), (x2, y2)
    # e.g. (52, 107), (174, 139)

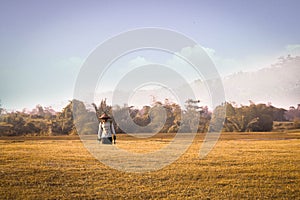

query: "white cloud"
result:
(285, 44), (300, 56)
(95, 44), (300, 109)
(128, 56), (151, 68)
(109, 44), (299, 84)
(201, 47), (247, 76)
(96, 46), (218, 108)
(112, 56), (153, 75)
(202, 45), (300, 76)
(166, 45), (225, 81)
(202, 47), (216, 56)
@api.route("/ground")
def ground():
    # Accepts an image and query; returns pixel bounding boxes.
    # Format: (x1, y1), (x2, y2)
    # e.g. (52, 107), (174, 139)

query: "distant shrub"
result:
(294, 118), (300, 129)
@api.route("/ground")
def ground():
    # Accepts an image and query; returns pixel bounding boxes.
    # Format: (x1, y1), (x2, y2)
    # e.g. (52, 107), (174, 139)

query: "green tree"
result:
(11, 113), (26, 135)
(224, 102), (274, 132)
(58, 101), (75, 134)
(210, 104), (225, 132)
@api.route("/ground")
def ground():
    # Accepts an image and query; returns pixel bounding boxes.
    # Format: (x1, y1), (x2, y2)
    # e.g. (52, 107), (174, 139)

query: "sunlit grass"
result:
(0, 132), (299, 199)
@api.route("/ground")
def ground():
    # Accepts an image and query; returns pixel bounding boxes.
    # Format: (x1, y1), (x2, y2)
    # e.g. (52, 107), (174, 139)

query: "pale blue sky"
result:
(0, 0), (299, 110)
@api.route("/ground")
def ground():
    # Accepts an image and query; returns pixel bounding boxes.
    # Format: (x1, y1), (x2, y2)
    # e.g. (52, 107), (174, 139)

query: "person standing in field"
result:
(97, 113), (116, 144)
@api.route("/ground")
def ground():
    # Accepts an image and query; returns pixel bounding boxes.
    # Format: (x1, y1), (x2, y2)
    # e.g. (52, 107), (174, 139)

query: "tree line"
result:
(0, 99), (299, 136)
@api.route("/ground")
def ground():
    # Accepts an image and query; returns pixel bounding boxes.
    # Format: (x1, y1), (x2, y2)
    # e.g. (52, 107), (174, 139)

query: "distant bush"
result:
(1, 99), (299, 136)
(294, 118), (300, 129)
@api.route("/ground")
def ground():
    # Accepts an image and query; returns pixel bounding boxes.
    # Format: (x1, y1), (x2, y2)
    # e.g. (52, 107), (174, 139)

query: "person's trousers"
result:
(101, 137), (112, 144)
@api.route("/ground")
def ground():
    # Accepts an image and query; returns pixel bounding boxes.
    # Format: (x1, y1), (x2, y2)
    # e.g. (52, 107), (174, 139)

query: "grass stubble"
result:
(0, 132), (299, 199)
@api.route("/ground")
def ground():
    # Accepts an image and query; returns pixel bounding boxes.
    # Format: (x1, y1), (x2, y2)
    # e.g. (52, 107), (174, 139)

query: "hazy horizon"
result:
(4, 55), (299, 112)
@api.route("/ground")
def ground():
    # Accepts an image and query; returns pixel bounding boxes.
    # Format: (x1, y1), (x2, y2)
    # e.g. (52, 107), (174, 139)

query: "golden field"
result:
(0, 132), (299, 199)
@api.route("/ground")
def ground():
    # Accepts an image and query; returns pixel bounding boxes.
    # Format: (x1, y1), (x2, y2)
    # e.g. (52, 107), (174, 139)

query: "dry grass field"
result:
(0, 132), (299, 199)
